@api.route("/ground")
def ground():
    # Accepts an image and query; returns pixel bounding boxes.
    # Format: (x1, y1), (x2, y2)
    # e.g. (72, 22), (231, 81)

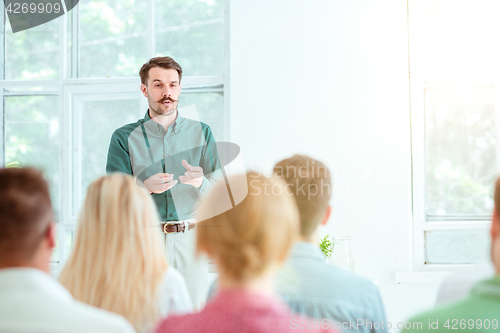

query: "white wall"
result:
(230, 0), (444, 325)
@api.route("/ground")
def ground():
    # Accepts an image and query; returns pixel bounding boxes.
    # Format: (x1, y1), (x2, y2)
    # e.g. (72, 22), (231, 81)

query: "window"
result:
(0, 0), (229, 272)
(409, 0), (498, 269)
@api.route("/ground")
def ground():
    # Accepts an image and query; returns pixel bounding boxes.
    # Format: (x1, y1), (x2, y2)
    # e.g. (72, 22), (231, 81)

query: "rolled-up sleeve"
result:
(197, 125), (222, 198)
(106, 129), (133, 175)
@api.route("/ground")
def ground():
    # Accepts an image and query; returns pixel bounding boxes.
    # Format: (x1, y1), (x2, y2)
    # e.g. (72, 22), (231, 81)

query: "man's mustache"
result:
(158, 97), (178, 103)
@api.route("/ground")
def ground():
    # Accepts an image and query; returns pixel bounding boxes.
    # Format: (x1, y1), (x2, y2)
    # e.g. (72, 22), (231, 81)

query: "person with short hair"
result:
(0, 167), (135, 333)
(273, 155), (387, 333)
(154, 172), (337, 333)
(106, 56), (220, 308)
(402, 177), (500, 333)
(59, 173), (193, 333)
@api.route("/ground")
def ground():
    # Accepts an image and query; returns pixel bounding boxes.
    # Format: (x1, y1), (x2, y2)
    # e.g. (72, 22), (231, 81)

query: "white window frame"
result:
(408, 0), (493, 272)
(0, 0), (230, 273)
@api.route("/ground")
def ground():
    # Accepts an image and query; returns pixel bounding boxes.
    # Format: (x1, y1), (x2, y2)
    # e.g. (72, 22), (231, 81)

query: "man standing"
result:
(106, 56), (219, 308)
(0, 167), (135, 333)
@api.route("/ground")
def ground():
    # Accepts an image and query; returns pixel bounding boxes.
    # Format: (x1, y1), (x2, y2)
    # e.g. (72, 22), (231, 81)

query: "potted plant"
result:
(320, 235), (355, 271)
(319, 234), (333, 260)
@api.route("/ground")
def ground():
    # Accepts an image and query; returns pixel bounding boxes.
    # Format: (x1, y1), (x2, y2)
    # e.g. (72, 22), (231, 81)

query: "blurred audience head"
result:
(59, 173), (167, 332)
(273, 155), (332, 240)
(196, 172), (299, 283)
(0, 167), (55, 271)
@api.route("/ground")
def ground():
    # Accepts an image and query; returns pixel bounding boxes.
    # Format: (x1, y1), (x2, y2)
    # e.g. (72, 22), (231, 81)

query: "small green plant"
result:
(319, 234), (333, 259)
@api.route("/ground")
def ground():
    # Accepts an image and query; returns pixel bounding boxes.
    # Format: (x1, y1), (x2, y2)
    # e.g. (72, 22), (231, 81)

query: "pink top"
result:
(154, 289), (339, 333)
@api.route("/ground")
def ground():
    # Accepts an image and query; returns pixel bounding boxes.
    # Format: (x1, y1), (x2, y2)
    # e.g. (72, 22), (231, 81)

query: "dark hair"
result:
(0, 167), (53, 261)
(139, 56), (183, 85)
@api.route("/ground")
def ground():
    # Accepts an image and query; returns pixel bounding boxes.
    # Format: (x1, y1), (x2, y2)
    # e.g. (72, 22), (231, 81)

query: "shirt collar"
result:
(143, 109), (184, 135)
(0, 267), (73, 302)
(288, 241), (326, 262)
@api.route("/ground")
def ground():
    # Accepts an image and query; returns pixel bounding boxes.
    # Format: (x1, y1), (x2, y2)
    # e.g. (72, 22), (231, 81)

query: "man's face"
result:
(141, 67), (182, 117)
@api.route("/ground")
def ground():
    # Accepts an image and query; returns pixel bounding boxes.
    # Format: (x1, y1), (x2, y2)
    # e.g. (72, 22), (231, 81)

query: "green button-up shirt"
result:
(276, 242), (388, 333)
(106, 110), (220, 221)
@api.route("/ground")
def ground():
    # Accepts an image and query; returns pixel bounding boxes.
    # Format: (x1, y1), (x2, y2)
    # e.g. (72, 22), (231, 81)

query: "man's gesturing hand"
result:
(179, 160), (204, 188)
(143, 173), (178, 194)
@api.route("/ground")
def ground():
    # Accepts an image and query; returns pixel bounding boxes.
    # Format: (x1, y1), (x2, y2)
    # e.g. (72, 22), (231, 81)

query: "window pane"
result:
(72, 97), (141, 217)
(179, 92), (224, 140)
(78, 1), (147, 78)
(51, 230), (74, 264)
(425, 230), (490, 264)
(64, 230), (74, 261)
(5, 95), (60, 216)
(425, 88), (496, 216)
(154, 0), (224, 76)
(422, 0), (499, 81)
(5, 16), (60, 79)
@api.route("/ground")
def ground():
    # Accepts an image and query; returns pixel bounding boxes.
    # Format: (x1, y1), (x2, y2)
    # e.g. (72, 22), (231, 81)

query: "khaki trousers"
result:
(162, 227), (210, 310)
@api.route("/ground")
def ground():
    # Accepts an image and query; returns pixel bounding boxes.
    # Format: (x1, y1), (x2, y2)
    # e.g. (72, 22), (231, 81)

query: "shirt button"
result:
(169, 213), (173, 217)
(166, 154), (170, 157)
(169, 193), (172, 197)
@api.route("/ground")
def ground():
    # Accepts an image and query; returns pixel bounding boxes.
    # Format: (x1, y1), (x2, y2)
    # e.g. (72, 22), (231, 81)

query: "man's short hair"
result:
(139, 56), (183, 85)
(0, 167), (53, 261)
(273, 155), (332, 238)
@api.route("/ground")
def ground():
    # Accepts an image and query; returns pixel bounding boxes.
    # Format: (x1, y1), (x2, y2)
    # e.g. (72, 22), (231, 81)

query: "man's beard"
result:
(150, 96), (179, 116)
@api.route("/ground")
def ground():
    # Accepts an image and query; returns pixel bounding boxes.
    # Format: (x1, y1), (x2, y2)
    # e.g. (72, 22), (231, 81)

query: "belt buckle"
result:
(163, 222), (178, 234)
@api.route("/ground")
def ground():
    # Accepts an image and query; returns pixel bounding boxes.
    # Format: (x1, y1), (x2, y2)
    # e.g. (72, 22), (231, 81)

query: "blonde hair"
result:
(274, 155), (332, 237)
(196, 172), (299, 281)
(59, 174), (168, 333)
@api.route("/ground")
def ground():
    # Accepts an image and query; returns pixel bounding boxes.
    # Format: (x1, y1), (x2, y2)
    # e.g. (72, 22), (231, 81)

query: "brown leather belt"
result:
(161, 220), (195, 234)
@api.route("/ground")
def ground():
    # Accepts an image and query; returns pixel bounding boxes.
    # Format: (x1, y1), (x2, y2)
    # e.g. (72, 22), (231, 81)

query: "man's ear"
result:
(492, 207), (499, 240)
(321, 205), (332, 226)
(140, 83), (148, 98)
(46, 222), (56, 249)
(490, 207), (500, 273)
